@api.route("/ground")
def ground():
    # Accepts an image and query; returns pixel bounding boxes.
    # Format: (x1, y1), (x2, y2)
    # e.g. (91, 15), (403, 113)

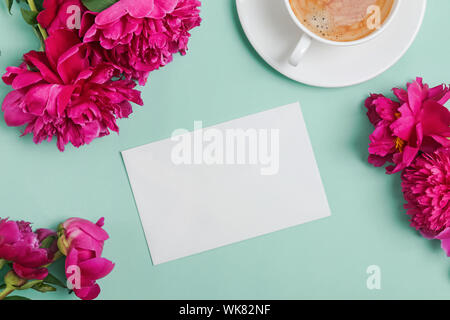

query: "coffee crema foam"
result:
(289, 0), (395, 42)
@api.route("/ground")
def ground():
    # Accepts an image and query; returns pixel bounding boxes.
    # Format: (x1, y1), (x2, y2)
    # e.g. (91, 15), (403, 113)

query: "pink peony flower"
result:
(81, 0), (202, 85)
(2, 29), (143, 151)
(57, 217), (114, 300)
(0, 219), (56, 280)
(365, 78), (450, 174)
(401, 148), (450, 255)
(37, 0), (86, 35)
(365, 94), (402, 167)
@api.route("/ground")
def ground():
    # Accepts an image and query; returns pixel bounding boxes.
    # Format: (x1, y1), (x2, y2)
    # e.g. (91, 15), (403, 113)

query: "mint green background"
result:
(0, 0), (449, 300)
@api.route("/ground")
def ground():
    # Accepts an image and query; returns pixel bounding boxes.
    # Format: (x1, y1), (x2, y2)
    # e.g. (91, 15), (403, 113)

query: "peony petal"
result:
(392, 87), (408, 102)
(390, 103), (415, 141)
(35, 228), (56, 243)
(64, 218), (109, 242)
(74, 283), (100, 300)
(24, 51), (62, 84)
(96, 217), (105, 227)
(36, 0), (59, 28)
(13, 263), (48, 280)
(421, 100), (450, 136)
(368, 154), (391, 167)
(15, 247), (51, 268)
(374, 97), (399, 122)
(80, 12), (96, 38)
(57, 85), (75, 116)
(437, 90), (450, 105)
(11, 72), (43, 90)
(429, 135), (450, 148)
(24, 84), (52, 116)
(68, 233), (104, 257)
(154, 0), (178, 13)
(65, 247), (79, 272)
(45, 29), (83, 70)
(365, 94), (383, 126)
(440, 238), (450, 257)
(2, 65), (28, 85)
(0, 220), (21, 244)
(46, 85), (65, 117)
(407, 79), (425, 114)
(399, 145), (419, 168)
(78, 257), (114, 280)
(2, 91), (35, 127)
(368, 122), (395, 157)
(57, 43), (90, 84)
(118, 0), (154, 19)
(95, 1), (138, 25)
(435, 228), (450, 241)
(76, 248), (96, 262)
(38, 0), (85, 34)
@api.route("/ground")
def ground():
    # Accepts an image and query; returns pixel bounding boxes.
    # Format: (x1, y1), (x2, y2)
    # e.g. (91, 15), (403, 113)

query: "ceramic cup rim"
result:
(284, 0), (402, 46)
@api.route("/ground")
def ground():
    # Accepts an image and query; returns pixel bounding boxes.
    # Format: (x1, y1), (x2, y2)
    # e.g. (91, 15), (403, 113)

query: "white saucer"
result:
(236, 0), (427, 87)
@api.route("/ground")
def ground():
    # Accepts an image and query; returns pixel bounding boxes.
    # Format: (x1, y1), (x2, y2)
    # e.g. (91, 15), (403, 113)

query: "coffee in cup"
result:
(288, 0), (395, 42)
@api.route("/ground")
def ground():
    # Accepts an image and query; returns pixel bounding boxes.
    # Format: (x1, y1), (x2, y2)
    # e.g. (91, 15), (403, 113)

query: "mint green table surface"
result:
(0, 0), (449, 300)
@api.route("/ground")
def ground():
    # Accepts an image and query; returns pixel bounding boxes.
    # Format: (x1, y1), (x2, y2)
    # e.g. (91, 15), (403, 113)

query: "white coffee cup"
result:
(284, 0), (402, 66)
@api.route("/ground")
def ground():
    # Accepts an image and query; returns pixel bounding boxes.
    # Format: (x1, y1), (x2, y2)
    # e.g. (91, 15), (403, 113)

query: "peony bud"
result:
(57, 226), (70, 256)
(58, 217), (114, 300)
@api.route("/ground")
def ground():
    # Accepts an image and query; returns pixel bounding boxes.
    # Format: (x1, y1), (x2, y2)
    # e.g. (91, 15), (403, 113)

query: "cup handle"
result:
(288, 33), (312, 66)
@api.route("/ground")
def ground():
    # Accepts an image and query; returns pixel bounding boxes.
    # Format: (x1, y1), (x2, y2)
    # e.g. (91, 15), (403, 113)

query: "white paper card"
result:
(122, 103), (331, 265)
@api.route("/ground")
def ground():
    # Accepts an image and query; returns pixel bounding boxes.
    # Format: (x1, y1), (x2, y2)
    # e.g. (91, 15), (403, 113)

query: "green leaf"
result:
(40, 235), (56, 249)
(5, 0), (12, 14)
(43, 273), (66, 289)
(32, 25), (45, 51)
(0, 259), (6, 270)
(3, 295), (31, 300)
(20, 8), (38, 25)
(32, 283), (56, 293)
(81, 0), (118, 12)
(17, 280), (42, 290)
(34, 0), (44, 11)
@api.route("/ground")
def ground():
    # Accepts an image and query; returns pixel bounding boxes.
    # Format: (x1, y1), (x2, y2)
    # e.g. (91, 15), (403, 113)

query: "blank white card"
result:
(122, 103), (330, 265)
